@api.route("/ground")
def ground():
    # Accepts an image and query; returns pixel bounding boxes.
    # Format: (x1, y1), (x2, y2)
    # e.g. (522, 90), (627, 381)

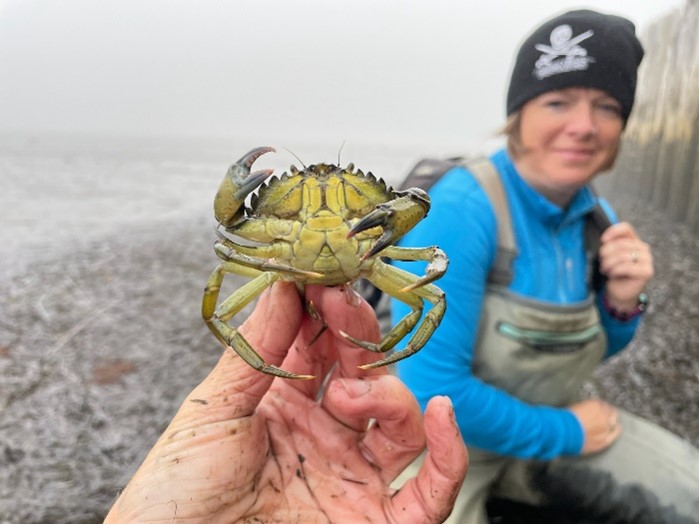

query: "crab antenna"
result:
(282, 147), (307, 169)
(337, 139), (347, 166)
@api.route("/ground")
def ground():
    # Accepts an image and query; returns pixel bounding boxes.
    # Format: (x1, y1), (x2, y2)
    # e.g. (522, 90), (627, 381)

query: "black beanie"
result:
(506, 10), (644, 122)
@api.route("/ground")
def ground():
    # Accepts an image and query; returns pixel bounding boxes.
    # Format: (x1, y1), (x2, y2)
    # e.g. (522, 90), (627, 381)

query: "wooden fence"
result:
(600, 0), (699, 233)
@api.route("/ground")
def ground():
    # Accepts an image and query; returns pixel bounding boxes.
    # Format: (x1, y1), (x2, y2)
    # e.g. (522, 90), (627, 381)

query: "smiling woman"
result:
(513, 88), (624, 206)
(502, 7), (643, 206)
(389, 8), (697, 523)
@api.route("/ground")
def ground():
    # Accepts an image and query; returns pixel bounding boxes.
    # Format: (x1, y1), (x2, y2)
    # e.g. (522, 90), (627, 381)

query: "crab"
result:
(202, 146), (448, 379)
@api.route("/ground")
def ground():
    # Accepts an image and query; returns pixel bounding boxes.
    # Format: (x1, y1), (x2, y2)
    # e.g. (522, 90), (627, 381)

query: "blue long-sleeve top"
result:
(392, 148), (640, 459)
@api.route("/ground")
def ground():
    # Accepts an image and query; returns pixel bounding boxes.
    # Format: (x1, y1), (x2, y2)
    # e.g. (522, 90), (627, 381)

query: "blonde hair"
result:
(501, 111), (525, 159)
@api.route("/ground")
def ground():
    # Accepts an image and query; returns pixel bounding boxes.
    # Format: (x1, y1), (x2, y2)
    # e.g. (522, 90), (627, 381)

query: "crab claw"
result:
(214, 146), (276, 228)
(348, 187), (431, 259)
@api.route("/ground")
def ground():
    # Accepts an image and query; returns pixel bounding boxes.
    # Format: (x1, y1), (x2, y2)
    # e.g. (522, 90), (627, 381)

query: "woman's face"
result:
(514, 87), (624, 206)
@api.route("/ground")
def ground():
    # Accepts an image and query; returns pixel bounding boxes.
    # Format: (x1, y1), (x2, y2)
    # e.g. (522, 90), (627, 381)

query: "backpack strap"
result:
(585, 189), (612, 291)
(466, 161), (610, 291)
(461, 158), (518, 286)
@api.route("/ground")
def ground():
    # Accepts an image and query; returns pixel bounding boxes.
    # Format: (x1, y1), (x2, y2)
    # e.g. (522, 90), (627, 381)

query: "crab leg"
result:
(340, 258), (446, 369)
(214, 146), (275, 228)
(202, 262), (313, 380)
(363, 281), (445, 369)
(347, 187), (431, 259)
(213, 240), (323, 279)
(379, 245), (448, 291)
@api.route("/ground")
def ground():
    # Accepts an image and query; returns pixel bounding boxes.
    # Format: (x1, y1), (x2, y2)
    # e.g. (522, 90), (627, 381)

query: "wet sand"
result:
(1, 139), (697, 523)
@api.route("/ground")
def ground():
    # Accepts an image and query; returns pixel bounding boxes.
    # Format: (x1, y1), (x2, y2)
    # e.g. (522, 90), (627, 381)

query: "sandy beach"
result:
(1, 136), (697, 523)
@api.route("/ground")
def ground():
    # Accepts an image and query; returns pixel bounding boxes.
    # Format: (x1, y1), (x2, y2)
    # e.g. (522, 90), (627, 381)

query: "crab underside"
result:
(201, 146), (447, 379)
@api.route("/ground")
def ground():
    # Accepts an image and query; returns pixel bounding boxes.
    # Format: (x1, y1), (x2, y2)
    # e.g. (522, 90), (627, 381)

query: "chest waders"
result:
(468, 158), (607, 407)
(443, 160), (699, 524)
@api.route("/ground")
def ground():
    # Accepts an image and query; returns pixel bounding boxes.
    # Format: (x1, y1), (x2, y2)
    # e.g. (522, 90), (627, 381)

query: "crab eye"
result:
(402, 187), (431, 211)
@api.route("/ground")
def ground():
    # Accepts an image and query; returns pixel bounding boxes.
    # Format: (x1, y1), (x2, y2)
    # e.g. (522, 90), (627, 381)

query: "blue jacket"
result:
(392, 148), (640, 459)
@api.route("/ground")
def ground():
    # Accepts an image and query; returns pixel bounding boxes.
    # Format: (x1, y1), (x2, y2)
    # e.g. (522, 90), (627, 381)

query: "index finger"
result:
(187, 281), (304, 418)
(600, 221), (638, 243)
(306, 284), (385, 379)
(276, 285), (384, 399)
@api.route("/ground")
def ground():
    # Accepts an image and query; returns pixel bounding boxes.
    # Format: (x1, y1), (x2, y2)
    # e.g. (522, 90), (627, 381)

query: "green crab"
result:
(202, 146), (447, 379)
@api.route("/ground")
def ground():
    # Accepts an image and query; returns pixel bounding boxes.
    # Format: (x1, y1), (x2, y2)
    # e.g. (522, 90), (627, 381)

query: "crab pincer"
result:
(214, 146), (276, 227)
(348, 187), (431, 260)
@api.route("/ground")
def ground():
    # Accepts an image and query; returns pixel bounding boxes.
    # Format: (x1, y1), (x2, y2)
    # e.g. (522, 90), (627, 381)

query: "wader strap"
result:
(465, 161), (609, 289)
(464, 158), (518, 286)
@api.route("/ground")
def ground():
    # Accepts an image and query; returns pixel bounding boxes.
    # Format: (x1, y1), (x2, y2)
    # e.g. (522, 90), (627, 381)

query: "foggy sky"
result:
(0, 0), (685, 149)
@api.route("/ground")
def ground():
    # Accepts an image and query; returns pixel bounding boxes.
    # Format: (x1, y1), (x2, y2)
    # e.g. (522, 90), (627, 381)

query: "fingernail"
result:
(440, 396), (457, 424)
(344, 285), (362, 308)
(339, 378), (371, 398)
(306, 299), (321, 321)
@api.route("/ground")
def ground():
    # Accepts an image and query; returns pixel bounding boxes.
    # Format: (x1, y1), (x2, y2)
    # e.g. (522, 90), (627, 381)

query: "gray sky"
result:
(0, 0), (685, 149)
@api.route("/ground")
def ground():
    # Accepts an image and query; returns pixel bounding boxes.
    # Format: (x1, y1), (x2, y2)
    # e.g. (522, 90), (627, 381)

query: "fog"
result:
(0, 0), (685, 150)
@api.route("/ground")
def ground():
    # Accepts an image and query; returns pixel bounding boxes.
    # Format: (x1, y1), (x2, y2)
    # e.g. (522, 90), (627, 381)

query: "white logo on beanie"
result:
(533, 24), (595, 80)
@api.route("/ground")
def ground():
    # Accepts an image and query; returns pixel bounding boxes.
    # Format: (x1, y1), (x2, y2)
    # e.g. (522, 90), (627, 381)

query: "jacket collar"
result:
(495, 149), (599, 229)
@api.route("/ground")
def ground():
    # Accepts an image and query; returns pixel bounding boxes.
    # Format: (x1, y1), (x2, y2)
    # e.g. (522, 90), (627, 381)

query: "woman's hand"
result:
(568, 399), (621, 455)
(105, 282), (468, 523)
(598, 222), (654, 312)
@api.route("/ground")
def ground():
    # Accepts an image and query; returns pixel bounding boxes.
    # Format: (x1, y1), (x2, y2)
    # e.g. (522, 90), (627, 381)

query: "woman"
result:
(393, 9), (698, 523)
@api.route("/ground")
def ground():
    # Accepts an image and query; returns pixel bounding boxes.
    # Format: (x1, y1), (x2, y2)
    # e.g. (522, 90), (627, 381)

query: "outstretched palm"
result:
(106, 283), (467, 523)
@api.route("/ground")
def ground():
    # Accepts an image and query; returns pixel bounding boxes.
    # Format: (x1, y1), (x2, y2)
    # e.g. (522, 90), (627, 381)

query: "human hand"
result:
(105, 282), (467, 523)
(598, 222), (654, 311)
(568, 399), (621, 455)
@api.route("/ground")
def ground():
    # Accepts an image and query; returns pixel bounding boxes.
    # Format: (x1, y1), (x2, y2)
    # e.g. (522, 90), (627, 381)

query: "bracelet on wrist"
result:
(602, 292), (649, 321)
